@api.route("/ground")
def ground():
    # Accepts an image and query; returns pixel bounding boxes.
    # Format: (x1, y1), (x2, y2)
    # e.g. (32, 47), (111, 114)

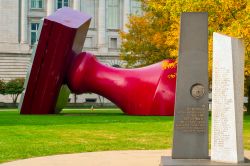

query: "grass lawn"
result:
(0, 108), (249, 163)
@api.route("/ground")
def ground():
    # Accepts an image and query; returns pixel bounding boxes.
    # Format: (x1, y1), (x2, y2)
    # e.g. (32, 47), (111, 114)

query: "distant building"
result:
(0, 0), (141, 103)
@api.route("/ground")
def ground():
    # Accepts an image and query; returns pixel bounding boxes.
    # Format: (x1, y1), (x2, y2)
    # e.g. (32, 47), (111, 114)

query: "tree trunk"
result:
(11, 94), (19, 104)
(74, 94), (77, 103)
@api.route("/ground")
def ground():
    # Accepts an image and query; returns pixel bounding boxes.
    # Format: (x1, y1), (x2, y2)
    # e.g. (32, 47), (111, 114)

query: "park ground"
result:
(0, 108), (249, 163)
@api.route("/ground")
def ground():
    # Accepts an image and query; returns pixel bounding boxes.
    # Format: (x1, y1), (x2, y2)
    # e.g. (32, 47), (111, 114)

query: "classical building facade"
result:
(0, 0), (141, 103)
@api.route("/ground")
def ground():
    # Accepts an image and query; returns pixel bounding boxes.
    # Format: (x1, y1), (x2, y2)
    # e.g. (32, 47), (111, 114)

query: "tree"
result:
(121, 0), (249, 66)
(120, 0), (250, 110)
(5, 78), (24, 104)
(0, 80), (5, 95)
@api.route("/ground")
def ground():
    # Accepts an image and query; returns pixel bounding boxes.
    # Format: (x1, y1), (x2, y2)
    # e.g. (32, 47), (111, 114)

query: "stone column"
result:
(47, 0), (55, 16)
(123, 0), (130, 33)
(21, 0), (28, 43)
(98, 0), (107, 52)
(73, 0), (81, 11)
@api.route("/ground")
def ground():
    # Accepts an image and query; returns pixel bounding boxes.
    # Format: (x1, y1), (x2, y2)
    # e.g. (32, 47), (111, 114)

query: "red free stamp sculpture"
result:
(19, 7), (176, 116)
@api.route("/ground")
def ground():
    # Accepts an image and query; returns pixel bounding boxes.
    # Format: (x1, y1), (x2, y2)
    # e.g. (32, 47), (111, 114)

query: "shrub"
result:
(0, 79), (5, 95)
(5, 78), (25, 103)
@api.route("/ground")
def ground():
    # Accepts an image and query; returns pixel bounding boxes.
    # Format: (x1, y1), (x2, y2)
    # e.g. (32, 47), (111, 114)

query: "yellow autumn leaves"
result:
(162, 60), (177, 70)
(120, 0), (250, 81)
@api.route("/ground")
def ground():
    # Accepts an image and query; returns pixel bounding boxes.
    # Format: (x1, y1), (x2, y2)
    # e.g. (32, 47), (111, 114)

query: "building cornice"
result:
(0, 43), (32, 54)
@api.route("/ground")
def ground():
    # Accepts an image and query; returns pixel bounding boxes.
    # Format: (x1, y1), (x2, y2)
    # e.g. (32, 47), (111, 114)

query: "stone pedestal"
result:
(160, 156), (250, 166)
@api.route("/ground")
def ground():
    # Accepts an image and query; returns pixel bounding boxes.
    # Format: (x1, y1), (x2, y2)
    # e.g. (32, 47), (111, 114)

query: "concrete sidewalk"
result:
(1, 150), (250, 166)
(0, 150), (169, 166)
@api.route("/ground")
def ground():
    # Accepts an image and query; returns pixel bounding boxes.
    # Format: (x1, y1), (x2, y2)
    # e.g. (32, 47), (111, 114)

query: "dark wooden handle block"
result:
(19, 7), (91, 114)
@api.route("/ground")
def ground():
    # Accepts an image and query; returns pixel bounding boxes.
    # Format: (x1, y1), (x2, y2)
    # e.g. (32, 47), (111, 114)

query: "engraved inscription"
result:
(175, 105), (206, 133)
(212, 66), (233, 151)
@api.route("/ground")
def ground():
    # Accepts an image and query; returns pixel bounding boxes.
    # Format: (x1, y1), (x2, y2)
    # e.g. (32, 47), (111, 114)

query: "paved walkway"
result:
(1, 150), (250, 166)
(0, 150), (169, 166)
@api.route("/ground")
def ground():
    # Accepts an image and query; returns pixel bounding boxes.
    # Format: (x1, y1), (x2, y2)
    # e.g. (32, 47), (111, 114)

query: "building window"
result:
(30, 23), (40, 45)
(107, 0), (120, 29)
(57, 0), (70, 9)
(109, 37), (118, 49)
(81, 0), (96, 28)
(31, 0), (43, 9)
(131, 0), (142, 15)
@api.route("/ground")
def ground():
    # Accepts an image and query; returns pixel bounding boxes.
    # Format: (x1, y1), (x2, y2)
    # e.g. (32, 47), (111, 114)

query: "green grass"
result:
(0, 109), (173, 163)
(0, 109), (249, 163)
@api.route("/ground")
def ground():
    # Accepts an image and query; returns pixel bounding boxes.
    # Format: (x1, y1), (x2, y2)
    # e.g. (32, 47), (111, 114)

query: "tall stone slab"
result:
(211, 33), (245, 163)
(172, 12), (209, 159)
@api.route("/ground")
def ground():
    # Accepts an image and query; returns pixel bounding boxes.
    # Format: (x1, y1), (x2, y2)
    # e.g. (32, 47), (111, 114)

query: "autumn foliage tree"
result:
(120, 0), (250, 111)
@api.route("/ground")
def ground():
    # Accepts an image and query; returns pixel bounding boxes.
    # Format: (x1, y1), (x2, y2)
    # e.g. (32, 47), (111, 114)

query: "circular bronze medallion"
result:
(190, 84), (205, 99)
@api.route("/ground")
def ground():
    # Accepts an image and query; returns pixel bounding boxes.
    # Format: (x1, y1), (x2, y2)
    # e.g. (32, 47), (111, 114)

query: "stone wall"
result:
(0, 53), (30, 81)
(0, 0), (19, 43)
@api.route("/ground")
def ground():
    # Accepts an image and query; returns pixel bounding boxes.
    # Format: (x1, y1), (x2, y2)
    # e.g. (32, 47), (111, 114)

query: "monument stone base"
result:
(160, 156), (250, 166)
